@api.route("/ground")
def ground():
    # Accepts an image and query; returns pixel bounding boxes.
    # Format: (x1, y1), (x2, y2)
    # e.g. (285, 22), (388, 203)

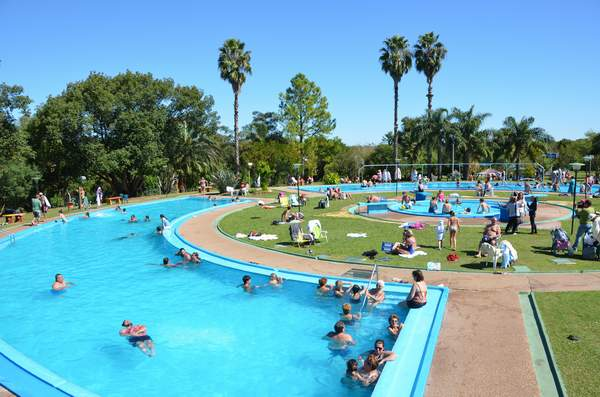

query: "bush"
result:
(211, 169), (239, 193)
(323, 172), (341, 185)
(261, 180), (269, 191)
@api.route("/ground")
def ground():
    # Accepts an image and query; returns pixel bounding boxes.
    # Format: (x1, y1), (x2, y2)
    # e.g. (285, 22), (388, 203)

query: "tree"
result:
(241, 111), (283, 142)
(414, 32), (447, 176)
(0, 83), (38, 209)
(279, 73), (336, 175)
(450, 106), (492, 178)
(218, 39), (252, 174)
(499, 116), (553, 178)
(379, 35), (412, 165)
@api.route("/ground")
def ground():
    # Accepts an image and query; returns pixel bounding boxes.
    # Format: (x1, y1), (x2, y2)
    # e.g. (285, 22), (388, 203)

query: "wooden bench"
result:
(3, 213), (24, 223)
(107, 196), (122, 205)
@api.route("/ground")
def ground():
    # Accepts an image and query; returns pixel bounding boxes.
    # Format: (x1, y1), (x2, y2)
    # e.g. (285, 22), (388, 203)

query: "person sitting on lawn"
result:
(281, 206), (293, 223)
(392, 230), (417, 255)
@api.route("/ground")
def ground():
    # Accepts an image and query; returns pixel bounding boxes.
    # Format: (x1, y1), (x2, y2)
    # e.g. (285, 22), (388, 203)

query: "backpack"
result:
(582, 245), (597, 260)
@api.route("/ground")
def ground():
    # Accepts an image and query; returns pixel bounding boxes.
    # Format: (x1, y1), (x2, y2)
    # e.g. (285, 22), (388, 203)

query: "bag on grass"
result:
(582, 245), (597, 260)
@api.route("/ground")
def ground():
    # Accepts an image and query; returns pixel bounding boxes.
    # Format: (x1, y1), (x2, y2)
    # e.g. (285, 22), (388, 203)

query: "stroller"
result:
(550, 227), (570, 255)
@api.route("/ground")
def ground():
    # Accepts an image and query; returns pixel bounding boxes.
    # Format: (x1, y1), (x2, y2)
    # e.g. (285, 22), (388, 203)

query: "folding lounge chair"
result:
(280, 196), (289, 207)
(307, 220), (328, 242)
(290, 194), (300, 207)
(289, 223), (312, 247)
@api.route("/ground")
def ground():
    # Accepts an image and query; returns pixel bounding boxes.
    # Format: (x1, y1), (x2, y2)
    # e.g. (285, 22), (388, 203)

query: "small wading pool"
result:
(0, 197), (448, 397)
(297, 181), (587, 194)
(387, 199), (501, 219)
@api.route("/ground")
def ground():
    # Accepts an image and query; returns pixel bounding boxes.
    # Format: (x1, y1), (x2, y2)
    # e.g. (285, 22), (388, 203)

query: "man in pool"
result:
(361, 339), (397, 368)
(240, 275), (255, 292)
(325, 321), (355, 350)
(365, 280), (385, 306)
(120, 320), (154, 357)
(52, 273), (74, 291)
(162, 257), (178, 268)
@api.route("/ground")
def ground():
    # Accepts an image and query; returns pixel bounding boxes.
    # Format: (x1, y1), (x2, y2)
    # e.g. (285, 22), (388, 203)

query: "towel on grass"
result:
(249, 234), (278, 241)
(235, 233), (247, 238)
(398, 250), (428, 259)
(347, 233), (368, 238)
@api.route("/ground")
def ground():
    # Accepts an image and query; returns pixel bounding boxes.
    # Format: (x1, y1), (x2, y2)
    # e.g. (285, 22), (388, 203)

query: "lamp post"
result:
(293, 163), (301, 205)
(570, 162), (584, 234)
(247, 162), (253, 188)
(583, 155), (594, 199)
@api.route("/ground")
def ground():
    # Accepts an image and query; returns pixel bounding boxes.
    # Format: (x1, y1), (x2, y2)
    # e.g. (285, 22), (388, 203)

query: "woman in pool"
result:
(392, 230), (417, 255)
(365, 280), (385, 306)
(388, 314), (404, 339)
(447, 211), (460, 250)
(400, 270), (427, 309)
(120, 320), (154, 357)
(316, 277), (332, 295)
(175, 248), (192, 264)
(348, 284), (364, 302)
(358, 354), (380, 386)
(333, 280), (349, 297)
(477, 198), (490, 213)
(190, 252), (201, 264)
(129, 215), (138, 223)
(240, 275), (256, 292)
(442, 199), (452, 214)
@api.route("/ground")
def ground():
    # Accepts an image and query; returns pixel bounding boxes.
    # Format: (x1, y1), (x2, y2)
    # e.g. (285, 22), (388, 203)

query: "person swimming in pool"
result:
(333, 280), (350, 298)
(52, 273), (74, 291)
(365, 280), (385, 306)
(348, 284), (365, 302)
(190, 252), (201, 264)
(120, 320), (154, 357)
(340, 303), (361, 323)
(240, 275), (256, 292)
(82, 211), (90, 219)
(129, 215), (138, 223)
(144, 215), (150, 222)
(162, 257), (178, 268)
(325, 321), (355, 350)
(316, 277), (332, 295)
(175, 248), (192, 264)
(268, 273), (284, 286)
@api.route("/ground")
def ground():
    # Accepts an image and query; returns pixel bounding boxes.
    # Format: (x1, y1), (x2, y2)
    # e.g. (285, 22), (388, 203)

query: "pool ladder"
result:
(0, 229), (16, 244)
(359, 263), (379, 315)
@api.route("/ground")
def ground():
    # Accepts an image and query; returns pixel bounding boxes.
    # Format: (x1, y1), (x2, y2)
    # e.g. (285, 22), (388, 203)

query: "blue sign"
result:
(545, 152), (559, 159)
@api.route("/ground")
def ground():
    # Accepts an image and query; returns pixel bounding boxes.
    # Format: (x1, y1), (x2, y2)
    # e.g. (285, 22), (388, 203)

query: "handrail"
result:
(0, 229), (16, 244)
(359, 263), (378, 315)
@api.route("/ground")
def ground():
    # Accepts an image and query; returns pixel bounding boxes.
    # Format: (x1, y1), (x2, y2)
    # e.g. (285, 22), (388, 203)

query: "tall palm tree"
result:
(450, 106), (491, 178)
(414, 32), (447, 176)
(500, 116), (552, 179)
(420, 108), (452, 178)
(218, 39), (252, 174)
(379, 36), (412, 166)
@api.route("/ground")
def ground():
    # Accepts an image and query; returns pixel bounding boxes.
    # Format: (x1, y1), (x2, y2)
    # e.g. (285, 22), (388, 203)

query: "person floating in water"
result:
(52, 273), (74, 291)
(129, 215), (138, 223)
(325, 321), (355, 350)
(175, 248), (191, 264)
(119, 320), (154, 357)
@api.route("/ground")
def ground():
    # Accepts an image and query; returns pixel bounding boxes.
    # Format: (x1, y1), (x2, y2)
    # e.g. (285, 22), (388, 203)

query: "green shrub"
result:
(261, 180), (269, 191)
(211, 169), (239, 193)
(323, 172), (341, 185)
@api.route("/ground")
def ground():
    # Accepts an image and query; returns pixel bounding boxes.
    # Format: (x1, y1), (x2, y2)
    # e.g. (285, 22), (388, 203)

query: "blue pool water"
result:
(299, 181), (594, 194)
(387, 199), (501, 218)
(0, 197), (431, 397)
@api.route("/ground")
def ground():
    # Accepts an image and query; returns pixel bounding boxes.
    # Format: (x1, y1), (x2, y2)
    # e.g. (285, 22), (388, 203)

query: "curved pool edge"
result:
(166, 201), (450, 397)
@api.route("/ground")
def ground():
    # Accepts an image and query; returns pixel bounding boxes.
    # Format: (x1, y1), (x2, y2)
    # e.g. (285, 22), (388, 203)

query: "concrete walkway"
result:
(179, 201), (600, 397)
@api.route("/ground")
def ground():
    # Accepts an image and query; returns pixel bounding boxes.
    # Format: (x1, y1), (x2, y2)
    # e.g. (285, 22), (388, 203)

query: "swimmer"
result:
(387, 314), (404, 339)
(51, 273), (74, 291)
(316, 277), (332, 295)
(365, 280), (385, 306)
(156, 226), (163, 235)
(268, 273), (284, 286)
(162, 257), (178, 268)
(358, 354), (380, 386)
(340, 303), (361, 323)
(144, 215), (151, 222)
(120, 320), (154, 357)
(325, 321), (355, 349)
(361, 339), (396, 368)
(82, 211), (90, 219)
(175, 248), (192, 264)
(348, 284), (365, 302)
(115, 205), (121, 212)
(129, 215), (138, 223)
(58, 210), (67, 223)
(239, 275), (256, 292)
(343, 359), (366, 386)
(333, 280), (350, 298)
(190, 252), (201, 264)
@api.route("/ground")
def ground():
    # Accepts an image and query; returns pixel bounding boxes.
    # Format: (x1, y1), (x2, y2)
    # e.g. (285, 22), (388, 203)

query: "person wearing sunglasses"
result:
(360, 339), (396, 368)
(119, 320), (155, 357)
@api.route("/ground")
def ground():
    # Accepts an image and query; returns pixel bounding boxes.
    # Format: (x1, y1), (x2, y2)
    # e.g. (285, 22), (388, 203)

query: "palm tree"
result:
(414, 32), (447, 176)
(450, 106), (492, 178)
(500, 116), (552, 179)
(172, 121), (221, 191)
(420, 108), (452, 178)
(218, 39), (252, 174)
(379, 36), (412, 166)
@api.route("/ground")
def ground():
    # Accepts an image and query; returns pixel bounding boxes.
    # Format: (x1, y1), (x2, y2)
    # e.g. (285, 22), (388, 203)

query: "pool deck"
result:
(179, 200), (600, 397)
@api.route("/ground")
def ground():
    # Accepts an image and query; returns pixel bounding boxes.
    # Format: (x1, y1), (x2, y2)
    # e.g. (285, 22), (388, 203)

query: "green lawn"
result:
(219, 191), (600, 272)
(535, 291), (600, 396)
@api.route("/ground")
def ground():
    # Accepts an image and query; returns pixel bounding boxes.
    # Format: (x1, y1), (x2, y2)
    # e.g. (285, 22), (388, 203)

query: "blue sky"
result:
(1, 0), (599, 144)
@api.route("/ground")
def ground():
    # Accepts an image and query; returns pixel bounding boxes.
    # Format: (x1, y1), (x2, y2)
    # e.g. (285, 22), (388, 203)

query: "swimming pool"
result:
(387, 199), (501, 219)
(298, 181), (594, 194)
(0, 197), (448, 396)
